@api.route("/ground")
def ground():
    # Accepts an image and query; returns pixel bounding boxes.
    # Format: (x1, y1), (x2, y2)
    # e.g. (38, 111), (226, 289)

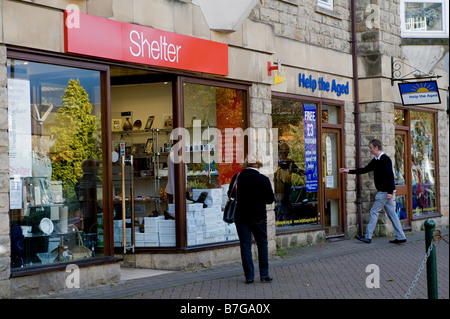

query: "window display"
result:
(410, 111), (437, 217)
(183, 82), (247, 246)
(8, 59), (103, 268)
(272, 98), (319, 228)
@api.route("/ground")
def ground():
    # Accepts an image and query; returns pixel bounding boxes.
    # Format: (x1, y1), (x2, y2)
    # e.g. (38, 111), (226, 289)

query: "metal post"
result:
(425, 219), (438, 299)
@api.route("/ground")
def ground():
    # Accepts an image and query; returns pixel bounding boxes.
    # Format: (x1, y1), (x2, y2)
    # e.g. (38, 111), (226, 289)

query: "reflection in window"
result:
(183, 82), (247, 246)
(322, 105), (340, 124)
(404, 2), (443, 31)
(394, 108), (407, 126)
(410, 111), (437, 217)
(272, 98), (319, 228)
(394, 134), (406, 186)
(8, 59), (102, 269)
(396, 195), (408, 221)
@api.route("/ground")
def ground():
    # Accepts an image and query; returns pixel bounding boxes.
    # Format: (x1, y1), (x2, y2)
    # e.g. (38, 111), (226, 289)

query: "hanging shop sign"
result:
(398, 81), (441, 106)
(304, 104), (318, 192)
(299, 73), (349, 97)
(64, 11), (228, 76)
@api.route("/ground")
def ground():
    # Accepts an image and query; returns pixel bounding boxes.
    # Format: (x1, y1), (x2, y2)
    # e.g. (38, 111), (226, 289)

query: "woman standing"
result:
(228, 157), (275, 284)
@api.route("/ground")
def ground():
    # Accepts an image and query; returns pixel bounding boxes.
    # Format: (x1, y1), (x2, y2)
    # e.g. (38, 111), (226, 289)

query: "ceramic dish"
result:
(39, 217), (54, 235)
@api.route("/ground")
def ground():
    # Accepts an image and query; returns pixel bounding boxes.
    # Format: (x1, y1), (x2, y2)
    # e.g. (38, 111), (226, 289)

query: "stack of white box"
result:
(192, 188), (222, 208)
(221, 184), (230, 209)
(186, 203), (205, 246)
(135, 216), (165, 247)
(203, 205), (225, 243)
(158, 219), (176, 246)
(113, 219), (131, 247)
(224, 222), (238, 241)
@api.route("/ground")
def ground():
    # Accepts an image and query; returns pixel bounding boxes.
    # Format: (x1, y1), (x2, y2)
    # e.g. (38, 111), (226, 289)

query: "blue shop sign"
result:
(398, 81), (440, 106)
(304, 104), (318, 192)
(299, 73), (349, 97)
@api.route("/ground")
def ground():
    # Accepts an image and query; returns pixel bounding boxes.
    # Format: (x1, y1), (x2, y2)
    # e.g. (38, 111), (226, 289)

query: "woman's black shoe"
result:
(260, 276), (273, 282)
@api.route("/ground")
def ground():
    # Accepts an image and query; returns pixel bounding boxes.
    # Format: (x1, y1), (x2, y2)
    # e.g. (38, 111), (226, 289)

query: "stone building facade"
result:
(0, 0), (448, 298)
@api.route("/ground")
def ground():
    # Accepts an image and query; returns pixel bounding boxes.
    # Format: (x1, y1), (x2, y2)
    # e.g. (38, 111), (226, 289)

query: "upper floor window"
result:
(318, 0), (333, 11)
(400, 0), (449, 38)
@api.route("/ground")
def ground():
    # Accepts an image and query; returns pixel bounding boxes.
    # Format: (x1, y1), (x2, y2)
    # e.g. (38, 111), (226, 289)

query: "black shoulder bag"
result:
(223, 173), (239, 223)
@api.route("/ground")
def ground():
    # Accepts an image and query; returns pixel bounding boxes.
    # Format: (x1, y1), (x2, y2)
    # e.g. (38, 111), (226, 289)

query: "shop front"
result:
(3, 10), (255, 297)
(270, 74), (349, 244)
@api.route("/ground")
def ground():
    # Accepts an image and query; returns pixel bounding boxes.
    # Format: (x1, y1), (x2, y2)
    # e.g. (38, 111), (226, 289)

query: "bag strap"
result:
(230, 173), (240, 201)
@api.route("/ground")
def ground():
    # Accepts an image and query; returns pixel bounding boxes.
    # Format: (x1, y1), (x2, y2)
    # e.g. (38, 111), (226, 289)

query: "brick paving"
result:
(41, 229), (448, 300)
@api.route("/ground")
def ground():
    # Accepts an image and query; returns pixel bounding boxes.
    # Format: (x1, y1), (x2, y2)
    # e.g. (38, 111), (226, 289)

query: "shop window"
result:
(410, 111), (437, 217)
(272, 98), (319, 228)
(8, 59), (103, 268)
(394, 108), (407, 126)
(183, 82), (247, 246)
(322, 104), (340, 124)
(400, 0), (449, 38)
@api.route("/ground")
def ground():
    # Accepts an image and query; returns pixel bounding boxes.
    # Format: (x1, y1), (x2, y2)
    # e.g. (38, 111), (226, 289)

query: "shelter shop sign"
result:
(299, 73), (349, 97)
(398, 81), (441, 106)
(64, 11), (228, 76)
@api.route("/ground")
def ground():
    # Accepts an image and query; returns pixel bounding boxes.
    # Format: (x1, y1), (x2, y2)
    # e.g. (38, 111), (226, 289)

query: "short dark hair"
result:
(369, 139), (383, 151)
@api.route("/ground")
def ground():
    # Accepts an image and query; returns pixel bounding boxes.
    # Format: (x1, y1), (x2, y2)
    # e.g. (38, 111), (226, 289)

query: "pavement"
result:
(38, 228), (448, 302)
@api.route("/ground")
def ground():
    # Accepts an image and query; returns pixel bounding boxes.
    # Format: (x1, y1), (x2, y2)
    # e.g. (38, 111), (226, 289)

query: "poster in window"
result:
(8, 78), (32, 177)
(304, 104), (318, 192)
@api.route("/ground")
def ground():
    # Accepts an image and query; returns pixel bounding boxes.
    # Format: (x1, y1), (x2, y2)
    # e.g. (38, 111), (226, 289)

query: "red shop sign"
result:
(64, 11), (228, 76)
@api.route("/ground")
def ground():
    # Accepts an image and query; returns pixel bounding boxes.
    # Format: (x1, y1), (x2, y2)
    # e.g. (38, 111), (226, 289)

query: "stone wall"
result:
(0, 44), (11, 298)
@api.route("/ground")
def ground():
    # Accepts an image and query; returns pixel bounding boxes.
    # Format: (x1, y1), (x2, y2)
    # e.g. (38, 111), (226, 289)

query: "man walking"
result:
(339, 139), (407, 244)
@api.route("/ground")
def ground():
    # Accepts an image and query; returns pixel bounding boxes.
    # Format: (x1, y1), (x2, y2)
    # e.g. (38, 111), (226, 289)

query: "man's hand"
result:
(339, 168), (349, 174)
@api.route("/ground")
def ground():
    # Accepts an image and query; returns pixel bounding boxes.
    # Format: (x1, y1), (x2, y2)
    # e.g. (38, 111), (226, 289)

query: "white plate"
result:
(39, 218), (54, 235)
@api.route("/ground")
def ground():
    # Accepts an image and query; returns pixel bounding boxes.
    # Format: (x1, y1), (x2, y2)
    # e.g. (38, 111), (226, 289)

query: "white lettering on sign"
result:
(129, 30), (182, 63)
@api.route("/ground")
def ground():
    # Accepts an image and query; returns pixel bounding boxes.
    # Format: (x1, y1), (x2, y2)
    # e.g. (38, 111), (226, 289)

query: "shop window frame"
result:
(271, 92), (345, 235)
(6, 47), (117, 277)
(175, 76), (250, 249)
(394, 104), (441, 222)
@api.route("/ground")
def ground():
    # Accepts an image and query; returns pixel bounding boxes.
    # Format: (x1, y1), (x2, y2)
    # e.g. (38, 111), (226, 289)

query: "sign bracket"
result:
(391, 56), (441, 86)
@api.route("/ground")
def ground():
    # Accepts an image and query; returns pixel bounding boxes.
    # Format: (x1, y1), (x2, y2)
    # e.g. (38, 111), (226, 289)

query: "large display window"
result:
(410, 111), (438, 217)
(182, 81), (247, 246)
(109, 74), (248, 249)
(8, 59), (104, 268)
(394, 107), (440, 224)
(272, 97), (319, 228)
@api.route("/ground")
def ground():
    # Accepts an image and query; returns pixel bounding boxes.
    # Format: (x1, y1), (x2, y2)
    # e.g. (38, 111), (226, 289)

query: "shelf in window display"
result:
(112, 128), (172, 136)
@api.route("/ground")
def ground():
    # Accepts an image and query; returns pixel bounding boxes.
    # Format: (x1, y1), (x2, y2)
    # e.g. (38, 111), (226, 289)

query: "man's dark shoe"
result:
(389, 239), (407, 244)
(245, 279), (254, 284)
(260, 276), (273, 282)
(355, 235), (371, 243)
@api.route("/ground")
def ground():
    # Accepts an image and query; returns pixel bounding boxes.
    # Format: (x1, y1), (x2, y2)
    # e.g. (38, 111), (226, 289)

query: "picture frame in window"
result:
(145, 138), (154, 154)
(112, 118), (122, 132)
(145, 116), (155, 130)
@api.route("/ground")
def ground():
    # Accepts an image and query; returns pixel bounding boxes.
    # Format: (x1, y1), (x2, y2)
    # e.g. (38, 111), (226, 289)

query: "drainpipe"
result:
(351, 0), (363, 236)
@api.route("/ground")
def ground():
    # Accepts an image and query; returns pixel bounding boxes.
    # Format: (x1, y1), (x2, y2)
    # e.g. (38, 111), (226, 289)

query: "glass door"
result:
(394, 130), (410, 228)
(322, 129), (343, 236)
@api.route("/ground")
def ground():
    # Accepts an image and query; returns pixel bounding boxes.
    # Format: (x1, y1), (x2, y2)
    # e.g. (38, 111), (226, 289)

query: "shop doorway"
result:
(322, 128), (343, 237)
(110, 67), (175, 253)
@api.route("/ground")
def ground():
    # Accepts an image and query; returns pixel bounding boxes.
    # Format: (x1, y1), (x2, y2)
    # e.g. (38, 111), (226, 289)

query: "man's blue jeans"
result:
(365, 192), (407, 240)
(235, 219), (269, 281)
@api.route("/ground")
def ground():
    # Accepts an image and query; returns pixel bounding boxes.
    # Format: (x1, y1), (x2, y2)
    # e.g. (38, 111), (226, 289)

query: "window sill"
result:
(10, 256), (122, 278)
(315, 5), (342, 20)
